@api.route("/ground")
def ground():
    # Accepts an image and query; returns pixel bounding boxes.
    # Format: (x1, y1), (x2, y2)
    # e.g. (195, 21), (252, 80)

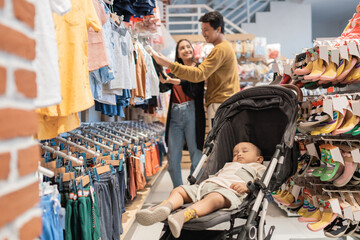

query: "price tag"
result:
(332, 96), (349, 116)
(352, 148), (360, 163)
(330, 49), (340, 66)
(354, 209), (360, 221)
(306, 143), (319, 159)
(339, 45), (349, 61)
(329, 198), (343, 216)
(291, 185), (302, 201)
(323, 98), (333, 120)
(348, 41), (360, 58)
(343, 205), (354, 220)
(312, 195), (319, 208)
(272, 62), (280, 73)
(319, 45), (329, 64)
(330, 147), (344, 165)
(352, 100), (360, 117)
(284, 63), (292, 76)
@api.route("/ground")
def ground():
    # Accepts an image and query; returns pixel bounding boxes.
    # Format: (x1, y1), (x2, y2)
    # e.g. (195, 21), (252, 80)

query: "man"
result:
(153, 11), (239, 130)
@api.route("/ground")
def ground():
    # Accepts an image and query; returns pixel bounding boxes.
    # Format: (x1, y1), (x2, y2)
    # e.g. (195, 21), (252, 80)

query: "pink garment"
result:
(88, 0), (109, 71)
(338, 12), (360, 40)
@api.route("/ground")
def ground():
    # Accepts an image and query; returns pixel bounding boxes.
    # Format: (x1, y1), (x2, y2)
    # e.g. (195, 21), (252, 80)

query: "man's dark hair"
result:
(199, 11), (224, 34)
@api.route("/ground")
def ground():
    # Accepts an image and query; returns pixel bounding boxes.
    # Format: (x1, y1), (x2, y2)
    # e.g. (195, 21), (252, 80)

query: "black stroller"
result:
(160, 85), (302, 240)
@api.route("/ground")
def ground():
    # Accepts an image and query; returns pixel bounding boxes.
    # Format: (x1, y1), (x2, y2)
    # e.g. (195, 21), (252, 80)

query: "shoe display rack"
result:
(270, 8), (360, 237)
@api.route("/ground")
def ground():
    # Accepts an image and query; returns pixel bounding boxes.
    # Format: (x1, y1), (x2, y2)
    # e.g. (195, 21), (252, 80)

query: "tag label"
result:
(331, 49), (340, 66)
(348, 41), (360, 58)
(352, 149), (360, 163)
(329, 198), (343, 216)
(340, 45), (349, 61)
(291, 185), (301, 201)
(272, 62), (280, 73)
(284, 63), (292, 76)
(330, 147), (344, 165)
(354, 209), (360, 221)
(352, 100), (360, 117)
(344, 205), (354, 220)
(319, 45), (329, 64)
(312, 195), (319, 208)
(306, 143), (319, 159)
(332, 96), (349, 116)
(323, 99), (333, 120)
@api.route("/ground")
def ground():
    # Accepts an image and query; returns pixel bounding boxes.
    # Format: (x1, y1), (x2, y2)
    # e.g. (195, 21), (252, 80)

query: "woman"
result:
(160, 39), (205, 188)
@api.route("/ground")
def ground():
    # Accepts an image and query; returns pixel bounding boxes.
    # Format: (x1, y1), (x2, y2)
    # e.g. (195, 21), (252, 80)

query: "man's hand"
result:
(153, 52), (171, 68)
(230, 182), (249, 194)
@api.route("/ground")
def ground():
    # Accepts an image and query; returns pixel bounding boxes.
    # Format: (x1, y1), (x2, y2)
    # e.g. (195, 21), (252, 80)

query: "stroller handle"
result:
(281, 84), (303, 102)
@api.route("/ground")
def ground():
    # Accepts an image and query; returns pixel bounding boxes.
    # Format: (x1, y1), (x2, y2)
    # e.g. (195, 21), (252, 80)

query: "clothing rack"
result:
(82, 124), (131, 143)
(79, 127), (125, 147)
(68, 131), (113, 151)
(40, 144), (83, 165)
(55, 136), (100, 157)
(96, 124), (136, 141)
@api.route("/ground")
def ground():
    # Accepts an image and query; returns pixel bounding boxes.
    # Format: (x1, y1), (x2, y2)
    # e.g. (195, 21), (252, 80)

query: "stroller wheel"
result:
(249, 226), (257, 239)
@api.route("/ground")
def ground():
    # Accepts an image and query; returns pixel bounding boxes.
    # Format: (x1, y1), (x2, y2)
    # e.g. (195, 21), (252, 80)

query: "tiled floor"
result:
(124, 169), (355, 240)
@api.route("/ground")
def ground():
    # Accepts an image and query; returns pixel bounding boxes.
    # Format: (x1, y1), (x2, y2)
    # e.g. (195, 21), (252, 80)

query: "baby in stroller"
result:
(136, 142), (266, 238)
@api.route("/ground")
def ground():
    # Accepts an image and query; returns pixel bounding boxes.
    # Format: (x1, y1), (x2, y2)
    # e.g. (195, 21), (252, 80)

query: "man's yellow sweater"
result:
(169, 40), (239, 107)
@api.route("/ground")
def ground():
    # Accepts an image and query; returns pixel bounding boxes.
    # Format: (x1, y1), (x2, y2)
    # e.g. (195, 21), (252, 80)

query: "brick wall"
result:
(0, 0), (42, 239)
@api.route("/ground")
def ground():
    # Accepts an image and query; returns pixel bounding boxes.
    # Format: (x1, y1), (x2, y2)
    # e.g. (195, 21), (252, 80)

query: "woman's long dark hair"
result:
(175, 39), (195, 65)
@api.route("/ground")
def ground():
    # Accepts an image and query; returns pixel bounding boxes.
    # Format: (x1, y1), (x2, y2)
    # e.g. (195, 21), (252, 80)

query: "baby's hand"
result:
(230, 182), (249, 194)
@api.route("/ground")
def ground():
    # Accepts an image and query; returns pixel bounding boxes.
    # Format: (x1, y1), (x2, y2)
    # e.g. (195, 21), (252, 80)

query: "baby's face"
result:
(232, 142), (261, 164)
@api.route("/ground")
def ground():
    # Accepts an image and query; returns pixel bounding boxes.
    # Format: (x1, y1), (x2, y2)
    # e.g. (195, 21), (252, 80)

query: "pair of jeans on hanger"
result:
(167, 100), (202, 188)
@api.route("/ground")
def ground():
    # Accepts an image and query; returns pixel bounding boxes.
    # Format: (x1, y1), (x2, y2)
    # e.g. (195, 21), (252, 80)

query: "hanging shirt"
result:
(106, 20), (136, 91)
(131, 45), (147, 99)
(39, 0), (102, 117)
(88, 0), (109, 71)
(138, 43), (159, 98)
(34, 0), (71, 108)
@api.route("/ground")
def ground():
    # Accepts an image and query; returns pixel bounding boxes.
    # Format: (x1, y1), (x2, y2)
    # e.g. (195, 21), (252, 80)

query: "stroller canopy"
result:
(198, 85), (299, 185)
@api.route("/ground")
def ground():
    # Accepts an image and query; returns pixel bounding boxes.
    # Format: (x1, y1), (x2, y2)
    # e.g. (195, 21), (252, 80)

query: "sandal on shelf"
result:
(319, 150), (344, 182)
(344, 221), (359, 236)
(298, 155), (313, 176)
(298, 209), (322, 222)
(312, 148), (328, 177)
(323, 217), (350, 238)
(277, 192), (295, 206)
(307, 212), (338, 232)
(297, 200), (310, 216)
(311, 111), (340, 135)
(288, 195), (304, 210)
(334, 157), (357, 187)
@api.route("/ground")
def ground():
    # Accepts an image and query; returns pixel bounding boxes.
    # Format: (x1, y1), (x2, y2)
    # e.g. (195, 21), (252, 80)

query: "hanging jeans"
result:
(167, 100), (202, 188)
(92, 171), (122, 240)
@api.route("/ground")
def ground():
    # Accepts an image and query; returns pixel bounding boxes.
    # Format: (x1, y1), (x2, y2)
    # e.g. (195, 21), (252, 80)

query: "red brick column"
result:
(0, 0), (42, 239)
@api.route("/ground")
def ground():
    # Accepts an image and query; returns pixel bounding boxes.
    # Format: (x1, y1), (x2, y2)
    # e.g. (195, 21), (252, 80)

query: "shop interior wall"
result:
(304, 0), (358, 39)
(241, 1), (312, 59)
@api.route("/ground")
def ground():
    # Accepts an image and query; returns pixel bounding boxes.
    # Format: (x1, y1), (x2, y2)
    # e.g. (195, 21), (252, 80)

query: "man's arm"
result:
(168, 48), (224, 83)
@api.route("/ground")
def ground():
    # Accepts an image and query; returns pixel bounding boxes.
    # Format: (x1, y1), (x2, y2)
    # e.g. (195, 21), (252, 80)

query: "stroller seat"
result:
(160, 85), (302, 240)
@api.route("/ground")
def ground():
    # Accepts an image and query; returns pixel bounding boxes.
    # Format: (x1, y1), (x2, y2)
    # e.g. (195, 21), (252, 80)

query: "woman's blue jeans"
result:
(167, 100), (202, 188)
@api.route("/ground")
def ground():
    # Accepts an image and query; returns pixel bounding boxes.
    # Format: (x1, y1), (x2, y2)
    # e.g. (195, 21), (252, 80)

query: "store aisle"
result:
(124, 169), (345, 240)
